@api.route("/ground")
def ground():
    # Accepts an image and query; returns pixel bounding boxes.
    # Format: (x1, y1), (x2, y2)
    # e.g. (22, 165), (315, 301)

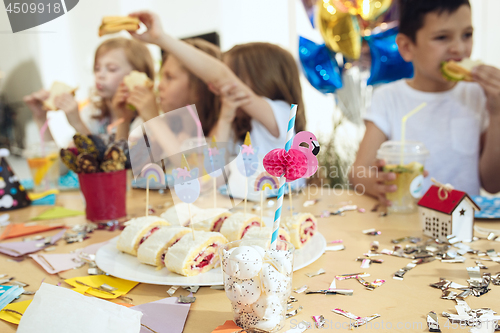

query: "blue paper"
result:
(31, 194), (56, 206)
(299, 36), (342, 94)
(0, 285), (24, 311)
(471, 196), (500, 219)
(365, 27), (414, 86)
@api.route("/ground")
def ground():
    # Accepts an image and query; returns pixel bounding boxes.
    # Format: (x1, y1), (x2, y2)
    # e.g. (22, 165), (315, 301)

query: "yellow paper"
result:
(28, 189), (60, 201)
(31, 207), (85, 221)
(64, 275), (138, 299)
(0, 300), (32, 325)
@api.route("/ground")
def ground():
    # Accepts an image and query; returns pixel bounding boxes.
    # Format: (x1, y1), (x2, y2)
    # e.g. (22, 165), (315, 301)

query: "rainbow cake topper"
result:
(140, 163), (165, 186)
(254, 171), (279, 192)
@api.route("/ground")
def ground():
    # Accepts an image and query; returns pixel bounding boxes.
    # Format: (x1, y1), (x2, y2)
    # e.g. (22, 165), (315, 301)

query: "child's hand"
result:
(128, 11), (165, 45)
(53, 93), (79, 118)
(219, 82), (252, 123)
(369, 159), (397, 206)
(472, 65), (500, 116)
(23, 89), (49, 123)
(112, 82), (135, 122)
(126, 86), (158, 122)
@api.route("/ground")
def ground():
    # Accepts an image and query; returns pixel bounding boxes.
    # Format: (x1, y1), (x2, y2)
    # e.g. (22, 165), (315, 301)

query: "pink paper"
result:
(30, 251), (82, 274)
(132, 295), (192, 333)
(0, 229), (65, 257)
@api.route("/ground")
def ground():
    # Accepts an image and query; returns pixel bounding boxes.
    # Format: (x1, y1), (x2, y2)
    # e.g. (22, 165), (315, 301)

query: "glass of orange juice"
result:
(24, 142), (59, 192)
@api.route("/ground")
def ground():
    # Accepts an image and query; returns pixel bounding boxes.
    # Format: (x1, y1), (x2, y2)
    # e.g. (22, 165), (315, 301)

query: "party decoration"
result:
(254, 172), (279, 192)
(263, 149), (308, 182)
(0, 149), (30, 211)
(365, 26), (413, 85)
(357, 0), (392, 22)
(172, 155), (200, 205)
(299, 36), (343, 93)
(291, 131), (320, 178)
(318, 0), (362, 60)
(140, 163), (165, 217)
(254, 171), (279, 222)
(236, 133), (259, 178)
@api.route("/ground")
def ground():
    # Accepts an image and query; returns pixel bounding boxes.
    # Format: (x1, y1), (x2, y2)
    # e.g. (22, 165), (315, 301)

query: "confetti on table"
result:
(306, 268), (326, 277)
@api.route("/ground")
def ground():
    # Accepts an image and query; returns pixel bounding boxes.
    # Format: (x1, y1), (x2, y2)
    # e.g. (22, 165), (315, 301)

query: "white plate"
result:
(96, 233), (326, 286)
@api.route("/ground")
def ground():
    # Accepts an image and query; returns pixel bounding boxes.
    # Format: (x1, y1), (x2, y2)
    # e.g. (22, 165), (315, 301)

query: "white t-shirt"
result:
(79, 104), (143, 135)
(364, 79), (488, 195)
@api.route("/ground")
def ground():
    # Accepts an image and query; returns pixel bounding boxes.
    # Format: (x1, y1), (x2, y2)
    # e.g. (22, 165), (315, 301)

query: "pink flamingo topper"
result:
(291, 131), (320, 178)
(263, 131), (320, 181)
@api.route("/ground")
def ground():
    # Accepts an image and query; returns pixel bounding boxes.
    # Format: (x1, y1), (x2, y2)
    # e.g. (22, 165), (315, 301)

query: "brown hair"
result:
(223, 42), (306, 142)
(162, 38), (222, 135)
(93, 37), (155, 120)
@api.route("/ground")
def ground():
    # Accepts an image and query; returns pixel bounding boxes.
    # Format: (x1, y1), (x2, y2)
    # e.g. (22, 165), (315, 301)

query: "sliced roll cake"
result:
(281, 213), (317, 249)
(137, 226), (192, 268)
(219, 212), (265, 242)
(160, 202), (201, 226)
(166, 231), (227, 276)
(191, 208), (232, 232)
(117, 216), (170, 256)
(242, 226), (290, 242)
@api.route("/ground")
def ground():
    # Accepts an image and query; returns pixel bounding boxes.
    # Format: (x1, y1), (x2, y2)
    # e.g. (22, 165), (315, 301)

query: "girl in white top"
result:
(24, 37), (154, 139)
(128, 11), (307, 152)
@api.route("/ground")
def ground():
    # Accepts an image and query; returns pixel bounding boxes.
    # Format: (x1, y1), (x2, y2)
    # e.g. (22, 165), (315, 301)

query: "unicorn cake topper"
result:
(203, 136), (226, 178)
(237, 132), (259, 178)
(172, 155), (200, 204)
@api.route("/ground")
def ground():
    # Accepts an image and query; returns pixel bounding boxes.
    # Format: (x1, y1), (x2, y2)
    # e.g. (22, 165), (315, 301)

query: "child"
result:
(24, 37), (154, 138)
(128, 11), (306, 154)
(350, 0), (500, 206)
(115, 38), (222, 143)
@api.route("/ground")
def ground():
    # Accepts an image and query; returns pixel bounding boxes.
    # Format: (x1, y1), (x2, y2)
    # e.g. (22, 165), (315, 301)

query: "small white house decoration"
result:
(417, 181), (480, 242)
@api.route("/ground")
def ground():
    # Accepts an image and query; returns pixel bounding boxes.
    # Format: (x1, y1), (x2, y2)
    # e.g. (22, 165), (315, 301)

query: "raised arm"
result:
(129, 11), (279, 137)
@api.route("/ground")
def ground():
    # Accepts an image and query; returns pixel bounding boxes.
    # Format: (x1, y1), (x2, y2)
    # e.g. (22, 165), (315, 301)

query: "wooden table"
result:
(1, 187), (499, 332)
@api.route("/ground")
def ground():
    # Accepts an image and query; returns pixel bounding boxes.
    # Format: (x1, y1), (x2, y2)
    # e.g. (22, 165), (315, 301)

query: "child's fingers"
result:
(377, 194), (392, 207)
(472, 66), (500, 88)
(375, 183), (397, 194)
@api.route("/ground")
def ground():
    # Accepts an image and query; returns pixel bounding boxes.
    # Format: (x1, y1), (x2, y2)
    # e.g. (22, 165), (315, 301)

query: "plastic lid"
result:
(377, 140), (429, 159)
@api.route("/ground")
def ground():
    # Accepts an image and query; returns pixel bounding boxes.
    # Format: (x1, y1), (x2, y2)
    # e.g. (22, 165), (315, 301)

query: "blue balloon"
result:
(299, 36), (342, 94)
(365, 27), (414, 86)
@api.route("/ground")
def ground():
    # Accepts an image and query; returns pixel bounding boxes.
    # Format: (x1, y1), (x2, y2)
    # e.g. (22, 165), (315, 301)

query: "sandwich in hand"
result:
(99, 16), (140, 37)
(441, 58), (483, 82)
(44, 82), (77, 111)
(123, 70), (153, 91)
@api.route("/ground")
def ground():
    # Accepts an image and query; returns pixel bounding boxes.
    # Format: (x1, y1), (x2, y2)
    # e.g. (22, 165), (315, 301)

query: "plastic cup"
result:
(377, 141), (429, 214)
(24, 142), (59, 193)
(219, 239), (294, 333)
(78, 170), (127, 222)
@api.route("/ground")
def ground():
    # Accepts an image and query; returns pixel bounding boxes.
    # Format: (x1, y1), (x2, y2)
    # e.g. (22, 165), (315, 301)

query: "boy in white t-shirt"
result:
(350, 0), (500, 205)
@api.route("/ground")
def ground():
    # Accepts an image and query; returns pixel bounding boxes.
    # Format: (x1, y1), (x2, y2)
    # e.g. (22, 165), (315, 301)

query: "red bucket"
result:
(78, 170), (127, 222)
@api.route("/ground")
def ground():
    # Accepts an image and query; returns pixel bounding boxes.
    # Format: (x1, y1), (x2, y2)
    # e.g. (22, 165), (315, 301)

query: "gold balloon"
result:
(356, 0), (392, 22)
(317, 0), (361, 60)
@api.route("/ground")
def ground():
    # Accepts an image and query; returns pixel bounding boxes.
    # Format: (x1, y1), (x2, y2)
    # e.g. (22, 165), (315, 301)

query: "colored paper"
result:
(0, 229), (65, 257)
(0, 222), (65, 240)
(212, 320), (246, 333)
(30, 207), (84, 221)
(0, 285), (24, 311)
(64, 275), (138, 299)
(27, 189), (59, 201)
(132, 295), (192, 333)
(0, 300), (32, 325)
(31, 194), (56, 206)
(30, 251), (82, 274)
(16, 283), (141, 333)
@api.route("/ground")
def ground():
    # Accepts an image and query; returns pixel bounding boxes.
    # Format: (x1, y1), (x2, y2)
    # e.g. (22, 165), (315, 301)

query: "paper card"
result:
(0, 300), (32, 325)
(64, 275), (138, 299)
(30, 207), (84, 221)
(211, 321), (246, 333)
(0, 229), (65, 257)
(29, 251), (82, 274)
(0, 223), (65, 240)
(17, 283), (142, 333)
(132, 295), (192, 333)
(46, 110), (77, 149)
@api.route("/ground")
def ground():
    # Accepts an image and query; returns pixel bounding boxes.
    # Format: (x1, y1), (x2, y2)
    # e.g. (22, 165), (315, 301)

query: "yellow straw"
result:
(400, 102), (427, 165)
